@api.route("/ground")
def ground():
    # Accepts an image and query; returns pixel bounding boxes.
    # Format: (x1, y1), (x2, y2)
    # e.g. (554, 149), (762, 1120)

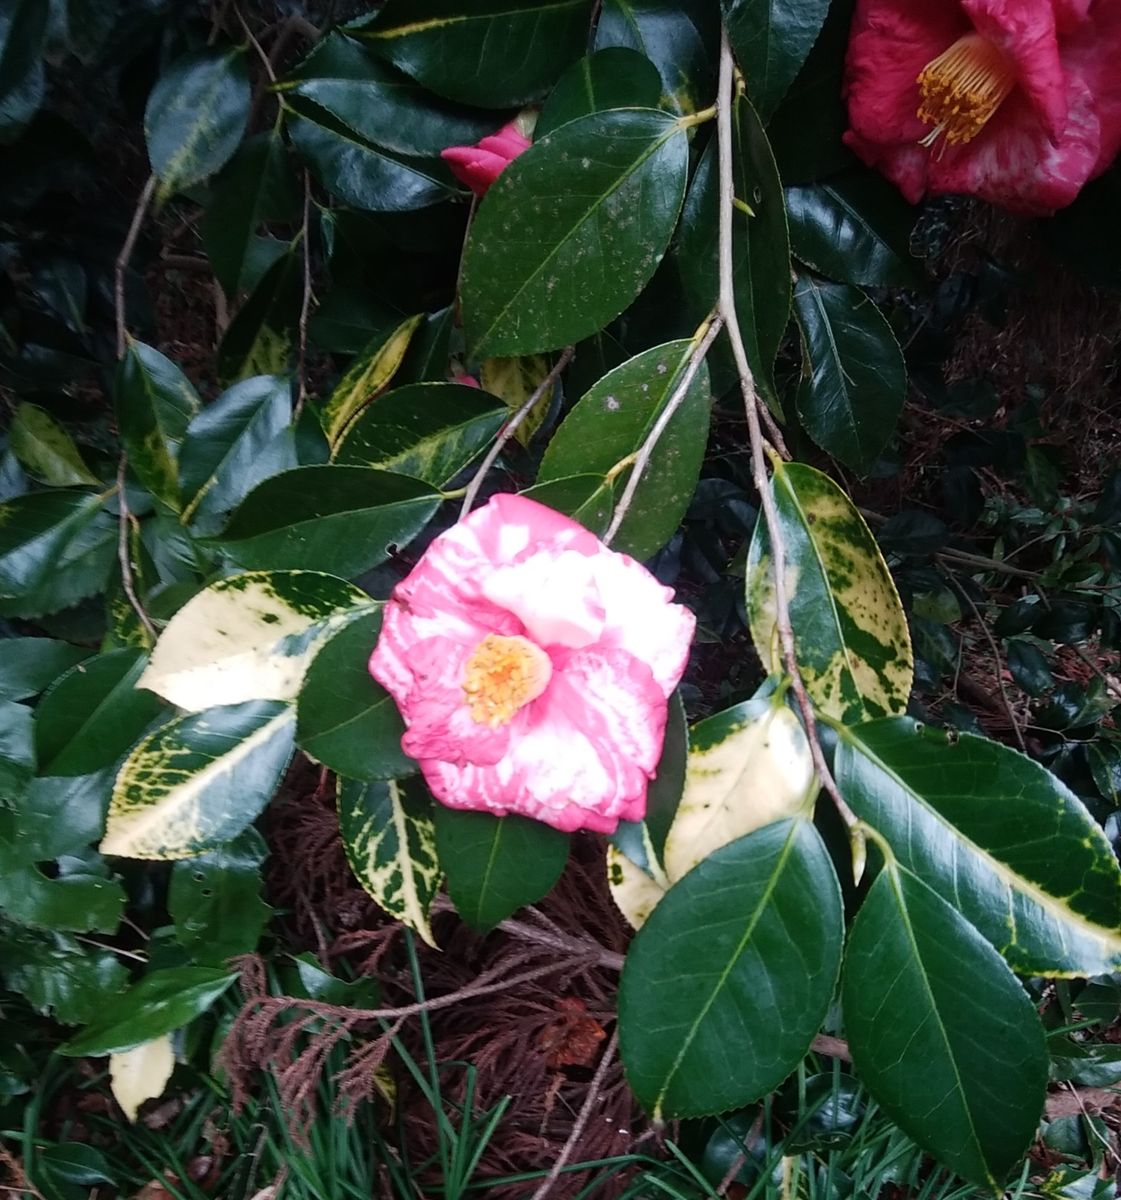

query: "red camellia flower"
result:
(441, 120), (532, 197)
(369, 494), (695, 834)
(843, 0), (1121, 214)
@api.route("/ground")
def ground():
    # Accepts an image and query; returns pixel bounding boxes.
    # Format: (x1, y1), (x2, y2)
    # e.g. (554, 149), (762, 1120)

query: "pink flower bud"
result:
(441, 120), (532, 198)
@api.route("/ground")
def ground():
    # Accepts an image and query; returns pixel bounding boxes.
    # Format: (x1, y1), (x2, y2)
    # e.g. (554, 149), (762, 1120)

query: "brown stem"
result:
(294, 172), (313, 420)
(115, 458), (158, 644)
(115, 174), (156, 357)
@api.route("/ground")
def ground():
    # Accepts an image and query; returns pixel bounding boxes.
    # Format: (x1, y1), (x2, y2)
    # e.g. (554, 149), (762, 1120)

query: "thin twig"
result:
(116, 458), (158, 643)
(528, 1028), (619, 1200)
(716, 34), (857, 832)
(498, 917), (625, 971)
(603, 315), (724, 546)
(294, 171), (313, 419)
(460, 346), (575, 517)
(115, 174), (157, 357)
(1066, 642), (1121, 704)
(235, 5), (277, 83)
(943, 569), (1026, 751)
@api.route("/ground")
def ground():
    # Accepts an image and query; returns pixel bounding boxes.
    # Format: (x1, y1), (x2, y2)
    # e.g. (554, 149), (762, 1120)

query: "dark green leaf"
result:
(34, 649), (165, 776)
(281, 33), (499, 158)
(0, 831), (124, 934)
(14, 771), (113, 860)
(835, 717), (1121, 976)
(169, 829), (270, 965)
(10, 402), (98, 486)
(360, 0), (592, 108)
(333, 382), (505, 488)
(60, 966), (236, 1056)
(296, 614), (414, 781)
(618, 818), (843, 1118)
(594, 0), (718, 116)
(1006, 640), (1053, 696)
(786, 170), (920, 287)
(519, 475), (615, 537)
(115, 341), (200, 509)
(537, 48), (663, 138)
(434, 808), (569, 932)
(178, 374), (296, 532)
(462, 108), (689, 358)
(0, 698), (34, 796)
(145, 49), (250, 197)
(0, 638), (90, 703)
(216, 466), (441, 577)
(0, 929), (127, 1024)
(722, 0), (830, 121)
(793, 275), (906, 474)
(843, 866), (1047, 1188)
(201, 131), (299, 297)
(287, 106), (451, 213)
(216, 248), (301, 383)
(0, 0), (47, 143)
(539, 340), (710, 560)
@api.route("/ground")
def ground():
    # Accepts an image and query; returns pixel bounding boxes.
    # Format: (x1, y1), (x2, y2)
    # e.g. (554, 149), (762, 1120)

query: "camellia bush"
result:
(2, 0), (1121, 1192)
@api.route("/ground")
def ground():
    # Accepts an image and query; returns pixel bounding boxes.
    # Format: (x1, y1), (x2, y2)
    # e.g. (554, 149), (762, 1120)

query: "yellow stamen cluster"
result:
(917, 33), (1016, 148)
(463, 634), (552, 727)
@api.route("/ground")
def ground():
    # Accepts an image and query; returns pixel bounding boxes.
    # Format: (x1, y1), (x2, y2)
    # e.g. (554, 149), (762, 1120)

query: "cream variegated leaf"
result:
(337, 778), (440, 948)
(110, 1035), (176, 1121)
(480, 354), (553, 446)
(102, 701), (295, 860)
(607, 842), (667, 931)
(746, 462), (912, 724)
(139, 570), (375, 713)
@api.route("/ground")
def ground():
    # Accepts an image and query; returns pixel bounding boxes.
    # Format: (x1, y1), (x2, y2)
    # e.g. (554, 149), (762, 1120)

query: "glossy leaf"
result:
(115, 341), (200, 509)
(745, 462), (913, 723)
(619, 818), (843, 1118)
(10, 403), (98, 486)
(0, 638), (90, 703)
(168, 829), (270, 964)
(60, 967), (236, 1056)
(202, 131), (299, 297)
(843, 866), (1048, 1188)
(0, 930), (128, 1025)
(836, 718), (1121, 977)
(461, 108), (689, 358)
(35, 649), (165, 776)
(722, 0), (830, 121)
(539, 340), (711, 560)
(793, 276), (906, 474)
(144, 49), (250, 198)
(0, 0), (47, 143)
(594, 0), (718, 116)
(215, 466), (441, 577)
(139, 570), (373, 713)
(280, 33), (497, 158)
(360, 0), (592, 107)
(479, 355), (554, 448)
(337, 776), (439, 947)
(537, 48), (663, 138)
(295, 613), (414, 781)
(216, 248), (300, 383)
(333, 382), (505, 487)
(606, 843), (667, 931)
(178, 374), (296, 532)
(519, 474), (616, 537)
(286, 108), (451, 213)
(434, 808), (569, 932)
(0, 699), (34, 796)
(101, 701), (295, 860)
(110, 1036), (175, 1122)
(321, 315), (423, 446)
(786, 170), (920, 287)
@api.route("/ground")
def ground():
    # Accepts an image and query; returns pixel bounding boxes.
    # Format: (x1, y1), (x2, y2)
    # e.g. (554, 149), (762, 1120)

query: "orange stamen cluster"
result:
(917, 33), (1016, 148)
(463, 634), (552, 727)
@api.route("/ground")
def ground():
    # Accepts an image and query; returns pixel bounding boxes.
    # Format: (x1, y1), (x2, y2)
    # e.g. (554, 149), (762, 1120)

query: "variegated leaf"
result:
(480, 354), (553, 446)
(101, 701), (295, 860)
(110, 1035), (176, 1121)
(607, 842), (667, 931)
(337, 777), (439, 947)
(746, 462), (912, 724)
(321, 314), (424, 447)
(139, 570), (375, 713)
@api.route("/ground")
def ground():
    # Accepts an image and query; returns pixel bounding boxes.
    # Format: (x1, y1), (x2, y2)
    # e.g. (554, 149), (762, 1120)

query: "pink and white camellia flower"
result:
(369, 494), (695, 834)
(843, 0), (1121, 215)
(441, 119), (532, 197)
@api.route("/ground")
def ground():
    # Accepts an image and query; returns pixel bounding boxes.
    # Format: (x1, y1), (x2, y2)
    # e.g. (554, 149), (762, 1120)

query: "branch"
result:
(715, 33), (857, 834)
(294, 172), (313, 419)
(115, 174), (156, 357)
(115, 459), (158, 644)
(460, 346), (575, 518)
(603, 314), (724, 547)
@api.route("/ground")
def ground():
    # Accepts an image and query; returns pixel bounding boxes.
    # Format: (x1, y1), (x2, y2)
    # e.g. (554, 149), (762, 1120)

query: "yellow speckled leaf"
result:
(322, 314), (424, 447)
(480, 354), (553, 446)
(102, 701), (295, 860)
(110, 1035), (175, 1121)
(663, 696), (817, 884)
(745, 462), (912, 724)
(607, 842), (667, 931)
(337, 777), (440, 948)
(139, 570), (375, 713)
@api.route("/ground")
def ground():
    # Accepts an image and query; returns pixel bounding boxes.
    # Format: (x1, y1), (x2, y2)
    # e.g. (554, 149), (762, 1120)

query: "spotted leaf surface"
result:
(337, 777), (439, 947)
(746, 461), (912, 723)
(139, 571), (374, 713)
(101, 701), (295, 860)
(836, 718), (1121, 977)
